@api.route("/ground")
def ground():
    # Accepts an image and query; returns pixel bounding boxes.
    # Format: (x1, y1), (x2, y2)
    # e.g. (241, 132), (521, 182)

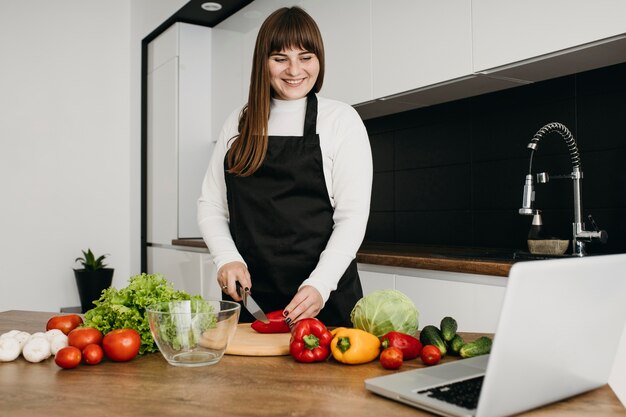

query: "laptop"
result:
(365, 253), (626, 417)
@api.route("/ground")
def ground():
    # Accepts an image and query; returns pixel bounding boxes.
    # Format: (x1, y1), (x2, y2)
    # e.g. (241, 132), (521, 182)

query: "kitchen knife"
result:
(237, 282), (269, 324)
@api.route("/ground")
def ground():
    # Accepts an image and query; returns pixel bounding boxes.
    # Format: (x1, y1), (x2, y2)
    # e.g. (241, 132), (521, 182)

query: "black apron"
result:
(223, 93), (362, 327)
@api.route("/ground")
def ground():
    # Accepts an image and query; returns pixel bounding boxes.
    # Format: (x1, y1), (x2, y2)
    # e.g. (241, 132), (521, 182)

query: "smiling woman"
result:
(268, 49), (320, 101)
(197, 6), (373, 328)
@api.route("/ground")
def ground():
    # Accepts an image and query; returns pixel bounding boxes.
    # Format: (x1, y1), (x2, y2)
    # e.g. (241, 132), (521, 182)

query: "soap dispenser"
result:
(527, 211), (544, 240)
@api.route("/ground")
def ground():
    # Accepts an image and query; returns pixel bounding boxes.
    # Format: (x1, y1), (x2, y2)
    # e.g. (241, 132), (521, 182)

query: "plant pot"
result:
(74, 268), (114, 313)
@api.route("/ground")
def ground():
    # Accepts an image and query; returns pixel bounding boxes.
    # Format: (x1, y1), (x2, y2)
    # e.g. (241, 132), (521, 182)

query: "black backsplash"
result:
(363, 62), (626, 254)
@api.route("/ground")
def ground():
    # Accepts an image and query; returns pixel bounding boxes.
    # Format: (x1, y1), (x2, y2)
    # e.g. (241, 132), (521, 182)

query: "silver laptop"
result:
(365, 253), (626, 417)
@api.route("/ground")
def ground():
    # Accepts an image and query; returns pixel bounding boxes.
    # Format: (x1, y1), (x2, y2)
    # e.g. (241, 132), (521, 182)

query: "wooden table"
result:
(1, 310), (624, 417)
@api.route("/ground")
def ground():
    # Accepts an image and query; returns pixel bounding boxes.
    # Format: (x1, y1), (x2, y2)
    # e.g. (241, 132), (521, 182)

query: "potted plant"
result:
(74, 249), (114, 313)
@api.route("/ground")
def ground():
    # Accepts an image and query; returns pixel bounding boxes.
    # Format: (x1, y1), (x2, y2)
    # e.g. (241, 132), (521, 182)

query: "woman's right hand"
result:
(217, 261), (251, 301)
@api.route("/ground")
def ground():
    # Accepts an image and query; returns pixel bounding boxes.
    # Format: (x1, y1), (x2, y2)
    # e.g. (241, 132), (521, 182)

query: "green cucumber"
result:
(419, 325), (447, 356)
(449, 334), (465, 355)
(440, 316), (458, 342)
(459, 336), (492, 358)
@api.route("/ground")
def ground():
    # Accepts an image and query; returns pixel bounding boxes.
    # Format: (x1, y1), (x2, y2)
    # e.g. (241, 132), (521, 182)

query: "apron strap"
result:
(303, 92), (318, 138)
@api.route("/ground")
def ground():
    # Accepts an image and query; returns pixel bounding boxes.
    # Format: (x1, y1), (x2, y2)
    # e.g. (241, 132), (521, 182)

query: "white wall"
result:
(0, 0), (186, 312)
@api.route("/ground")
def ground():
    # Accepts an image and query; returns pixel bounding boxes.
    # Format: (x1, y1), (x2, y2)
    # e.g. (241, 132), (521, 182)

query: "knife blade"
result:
(237, 282), (269, 324)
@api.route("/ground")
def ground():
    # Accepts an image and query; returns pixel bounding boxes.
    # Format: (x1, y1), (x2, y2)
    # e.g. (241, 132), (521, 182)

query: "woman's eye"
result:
(301, 55), (313, 61)
(273, 57), (287, 63)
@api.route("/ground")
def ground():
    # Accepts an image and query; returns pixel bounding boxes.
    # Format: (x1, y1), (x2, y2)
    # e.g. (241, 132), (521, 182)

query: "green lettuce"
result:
(83, 273), (202, 355)
(350, 289), (419, 337)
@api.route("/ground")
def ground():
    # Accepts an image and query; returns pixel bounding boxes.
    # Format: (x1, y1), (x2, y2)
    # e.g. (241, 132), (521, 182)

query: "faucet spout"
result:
(518, 122), (607, 256)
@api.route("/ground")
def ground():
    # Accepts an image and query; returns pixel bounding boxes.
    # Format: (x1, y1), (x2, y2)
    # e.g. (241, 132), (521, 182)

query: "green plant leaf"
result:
(76, 248), (108, 271)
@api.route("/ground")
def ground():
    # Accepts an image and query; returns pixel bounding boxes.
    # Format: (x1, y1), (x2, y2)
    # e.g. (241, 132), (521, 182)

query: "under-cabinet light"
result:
(201, 2), (222, 12)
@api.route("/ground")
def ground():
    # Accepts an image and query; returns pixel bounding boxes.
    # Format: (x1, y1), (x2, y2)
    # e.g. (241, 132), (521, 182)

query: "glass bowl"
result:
(146, 299), (240, 367)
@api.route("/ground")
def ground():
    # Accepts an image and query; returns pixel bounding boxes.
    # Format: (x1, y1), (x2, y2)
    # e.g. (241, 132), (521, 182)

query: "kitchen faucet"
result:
(518, 122), (607, 256)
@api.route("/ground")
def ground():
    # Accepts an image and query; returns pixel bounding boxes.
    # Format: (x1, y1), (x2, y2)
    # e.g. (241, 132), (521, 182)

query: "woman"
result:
(198, 6), (372, 327)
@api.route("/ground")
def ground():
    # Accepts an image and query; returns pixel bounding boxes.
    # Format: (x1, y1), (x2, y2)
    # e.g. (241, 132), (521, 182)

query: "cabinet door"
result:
(472, 0), (626, 72)
(147, 23), (211, 242)
(211, 27), (246, 142)
(213, 0), (299, 136)
(147, 246), (203, 296)
(357, 266), (395, 296)
(213, 0), (372, 108)
(178, 23), (212, 239)
(147, 246), (220, 300)
(395, 274), (505, 333)
(201, 255), (220, 300)
(371, 0), (473, 99)
(147, 56), (178, 245)
(300, 0), (372, 105)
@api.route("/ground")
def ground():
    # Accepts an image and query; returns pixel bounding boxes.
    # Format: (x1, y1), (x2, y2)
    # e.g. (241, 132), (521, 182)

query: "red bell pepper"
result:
(289, 318), (333, 363)
(250, 310), (291, 333)
(380, 331), (422, 360)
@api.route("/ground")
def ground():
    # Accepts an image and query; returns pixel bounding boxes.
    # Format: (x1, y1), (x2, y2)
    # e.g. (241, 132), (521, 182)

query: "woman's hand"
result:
(218, 261), (251, 302)
(283, 285), (323, 327)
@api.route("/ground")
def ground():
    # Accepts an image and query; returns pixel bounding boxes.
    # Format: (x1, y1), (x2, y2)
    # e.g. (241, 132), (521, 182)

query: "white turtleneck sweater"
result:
(197, 94), (372, 305)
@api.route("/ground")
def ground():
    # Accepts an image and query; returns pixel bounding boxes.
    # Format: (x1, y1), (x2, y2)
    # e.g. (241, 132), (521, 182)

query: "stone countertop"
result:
(172, 239), (520, 277)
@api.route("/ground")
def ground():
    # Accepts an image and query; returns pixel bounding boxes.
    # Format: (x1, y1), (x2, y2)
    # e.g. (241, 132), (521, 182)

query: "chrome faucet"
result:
(518, 122), (607, 256)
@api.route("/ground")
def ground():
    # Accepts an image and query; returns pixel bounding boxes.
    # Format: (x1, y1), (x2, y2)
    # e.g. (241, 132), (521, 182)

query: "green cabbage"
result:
(350, 289), (419, 337)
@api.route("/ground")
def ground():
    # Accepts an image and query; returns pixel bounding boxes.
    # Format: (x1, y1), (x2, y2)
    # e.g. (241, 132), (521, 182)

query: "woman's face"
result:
(268, 48), (319, 100)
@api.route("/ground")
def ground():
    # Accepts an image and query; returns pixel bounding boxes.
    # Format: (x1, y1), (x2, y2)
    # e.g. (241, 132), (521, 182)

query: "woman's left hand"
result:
(283, 286), (323, 327)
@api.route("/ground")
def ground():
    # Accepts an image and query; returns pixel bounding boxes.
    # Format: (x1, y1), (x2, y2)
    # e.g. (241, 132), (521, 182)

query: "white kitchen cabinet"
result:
(472, 0), (626, 73)
(211, 0), (296, 138)
(147, 246), (220, 300)
(210, 1), (626, 122)
(371, 0), (473, 101)
(212, 0), (371, 118)
(210, 27), (246, 142)
(147, 22), (213, 244)
(299, 0), (372, 105)
(357, 265), (395, 295)
(395, 273), (505, 334)
(358, 264), (507, 333)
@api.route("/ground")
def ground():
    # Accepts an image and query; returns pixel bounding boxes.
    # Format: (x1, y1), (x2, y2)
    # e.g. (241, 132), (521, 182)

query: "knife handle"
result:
(235, 282), (247, 303)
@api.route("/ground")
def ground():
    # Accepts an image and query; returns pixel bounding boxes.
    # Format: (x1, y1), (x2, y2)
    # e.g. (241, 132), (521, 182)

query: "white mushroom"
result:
(22, 337), (51, 363)
(14, 331), (31, 349)
(0, 337), (22, 362)
(28, 332), (47, 341)
(50, 334), (69, 355)
(0, 330), (21, 340)
(45, 329), (64, 341)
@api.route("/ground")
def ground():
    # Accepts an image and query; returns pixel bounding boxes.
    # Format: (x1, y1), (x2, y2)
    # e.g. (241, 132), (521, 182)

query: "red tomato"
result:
(421, 345), (442, 366)
(102, 329), (141, 362)
(82, 344), (104, 365)
(68, 327), (103, 350)
(55, 346), (82, 369)
(380, 347), (404, 370)
(46, 314), (83, 335)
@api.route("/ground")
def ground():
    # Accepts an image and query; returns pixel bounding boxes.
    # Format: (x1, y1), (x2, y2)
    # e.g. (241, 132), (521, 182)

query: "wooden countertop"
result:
(2, 310), (624, 417)
(171, 239), (517, 277)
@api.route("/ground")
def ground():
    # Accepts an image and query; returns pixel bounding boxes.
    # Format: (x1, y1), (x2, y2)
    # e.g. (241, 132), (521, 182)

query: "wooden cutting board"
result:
(225, 323), (291, 356)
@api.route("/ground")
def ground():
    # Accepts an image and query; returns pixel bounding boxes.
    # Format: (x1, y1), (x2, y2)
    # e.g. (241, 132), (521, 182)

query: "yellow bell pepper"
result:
(330, 327), (381, 364)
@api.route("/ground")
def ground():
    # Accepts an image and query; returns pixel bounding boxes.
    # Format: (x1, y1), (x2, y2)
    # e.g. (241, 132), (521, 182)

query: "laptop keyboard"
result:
(417, 375), (484, 410)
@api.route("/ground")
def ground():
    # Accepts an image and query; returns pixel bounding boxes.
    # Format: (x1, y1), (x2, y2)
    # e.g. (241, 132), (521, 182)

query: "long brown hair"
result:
(226, 6), (325, 176)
